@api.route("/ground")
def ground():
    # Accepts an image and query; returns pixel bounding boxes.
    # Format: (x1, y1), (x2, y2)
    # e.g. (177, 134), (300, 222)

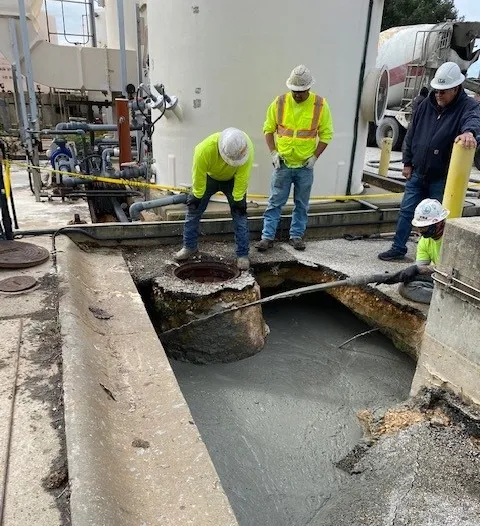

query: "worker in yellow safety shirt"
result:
(175, 128), (254, 271)
(256, 65), (334, 252)
(383, 199), (449, 304)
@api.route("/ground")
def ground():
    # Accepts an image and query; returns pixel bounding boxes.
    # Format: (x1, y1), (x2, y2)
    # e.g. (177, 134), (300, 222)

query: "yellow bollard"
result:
(3, 160), (11, 200)
(378, 136), (393, 177)
(442, 141), (476, 219)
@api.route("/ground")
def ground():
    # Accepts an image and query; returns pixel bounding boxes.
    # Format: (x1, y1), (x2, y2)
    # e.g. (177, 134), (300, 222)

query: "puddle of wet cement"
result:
(170, 293), (415, 526)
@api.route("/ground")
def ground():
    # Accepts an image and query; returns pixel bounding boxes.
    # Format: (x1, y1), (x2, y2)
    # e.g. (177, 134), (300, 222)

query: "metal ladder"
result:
(400, 25), (453, 111)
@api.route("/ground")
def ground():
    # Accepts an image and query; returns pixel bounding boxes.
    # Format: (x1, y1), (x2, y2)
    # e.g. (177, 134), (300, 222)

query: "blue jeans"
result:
(392, 171), (446, 254)
(183, 175), (249, 257)
(262, 163), (314, 240)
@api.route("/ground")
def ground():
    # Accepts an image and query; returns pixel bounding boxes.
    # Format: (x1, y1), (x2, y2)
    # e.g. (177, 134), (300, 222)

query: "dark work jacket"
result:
(403, 89), (480, 180)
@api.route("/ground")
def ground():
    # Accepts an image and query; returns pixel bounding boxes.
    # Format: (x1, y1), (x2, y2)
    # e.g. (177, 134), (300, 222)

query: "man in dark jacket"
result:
(379, 62), (480, 261)
(412, 86), (429, 113)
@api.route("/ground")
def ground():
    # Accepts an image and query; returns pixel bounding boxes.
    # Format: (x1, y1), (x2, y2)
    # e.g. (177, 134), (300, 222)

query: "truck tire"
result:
(375, 117), (405, 151)
(475, 145), (480, 171)
(367, 123), (377, 147)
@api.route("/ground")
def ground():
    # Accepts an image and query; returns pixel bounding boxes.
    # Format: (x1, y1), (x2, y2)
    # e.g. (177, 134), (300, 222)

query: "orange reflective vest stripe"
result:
(276, 94), (324, 139)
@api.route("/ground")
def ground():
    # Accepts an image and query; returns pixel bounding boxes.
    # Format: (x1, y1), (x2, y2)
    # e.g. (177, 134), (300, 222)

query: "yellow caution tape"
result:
(8, 160), (404, 201)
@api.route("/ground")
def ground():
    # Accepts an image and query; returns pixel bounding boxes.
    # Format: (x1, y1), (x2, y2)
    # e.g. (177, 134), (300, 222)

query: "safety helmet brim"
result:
(286, 80), (314, 91)
(411, 208), (449, 227)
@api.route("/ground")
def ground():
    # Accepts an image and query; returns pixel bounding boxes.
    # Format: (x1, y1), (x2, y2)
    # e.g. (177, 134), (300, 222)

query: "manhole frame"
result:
(174, 261), (240, 283)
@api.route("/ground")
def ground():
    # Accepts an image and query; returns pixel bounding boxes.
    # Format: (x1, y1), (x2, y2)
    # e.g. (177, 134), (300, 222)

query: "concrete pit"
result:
(151, 260), (268, 364)
(128, 252), (418, 525)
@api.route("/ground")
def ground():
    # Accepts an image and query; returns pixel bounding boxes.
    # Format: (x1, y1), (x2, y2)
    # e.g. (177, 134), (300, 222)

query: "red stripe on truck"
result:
(389, 64), (425, 87)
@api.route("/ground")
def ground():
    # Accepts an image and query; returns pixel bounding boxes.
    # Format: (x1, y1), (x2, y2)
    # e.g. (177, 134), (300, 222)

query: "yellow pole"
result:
(442, 142), (476, 219)
(3, 160), (11, 200)
(378, 137), (393, 177)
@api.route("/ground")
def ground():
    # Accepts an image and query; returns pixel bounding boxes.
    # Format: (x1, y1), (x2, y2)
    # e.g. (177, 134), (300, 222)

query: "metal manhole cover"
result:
(0, 275), (38, 293)
(0, 241), (50, 269)
(174, 261), (240, 283)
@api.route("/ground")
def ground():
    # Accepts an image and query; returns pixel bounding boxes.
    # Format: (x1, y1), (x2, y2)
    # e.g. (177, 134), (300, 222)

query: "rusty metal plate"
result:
(0, 275), (38, 293)
(0, 241), (50, 269)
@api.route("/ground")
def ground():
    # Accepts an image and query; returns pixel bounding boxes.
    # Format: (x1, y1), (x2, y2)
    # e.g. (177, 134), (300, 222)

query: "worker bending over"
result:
(385, 199), (449, 304)
(256, 65), (333, 252)
(175, 128), (254, 270)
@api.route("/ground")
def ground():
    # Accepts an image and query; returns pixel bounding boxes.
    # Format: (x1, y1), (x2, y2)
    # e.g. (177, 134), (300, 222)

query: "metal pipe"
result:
(18, 0), (39, 129)
(129, 193), (187, 221)
(442, 142), (476, 218)
(116, 0), (128, 96)
(88, 0), (97, 47)
(8, 22), (29, 145)
(116, 98), (132, 165)
(101, 148), (115, 173)
(346, 0), (374, 195)
(62, 163), (148, 186)
(111, 198), (129, 222)
(55, 122), (142, 132)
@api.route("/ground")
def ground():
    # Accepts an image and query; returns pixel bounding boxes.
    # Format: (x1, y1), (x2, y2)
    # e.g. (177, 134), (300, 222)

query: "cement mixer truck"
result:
(372, 21), (480, 166)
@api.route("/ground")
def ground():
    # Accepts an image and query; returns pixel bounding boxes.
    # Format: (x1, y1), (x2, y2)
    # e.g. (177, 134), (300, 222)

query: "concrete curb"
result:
(58, 240), (237, 525)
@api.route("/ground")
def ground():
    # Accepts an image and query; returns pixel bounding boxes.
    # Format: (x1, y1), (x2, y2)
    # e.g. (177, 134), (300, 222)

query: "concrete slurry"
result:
(171, 293), (416, 526)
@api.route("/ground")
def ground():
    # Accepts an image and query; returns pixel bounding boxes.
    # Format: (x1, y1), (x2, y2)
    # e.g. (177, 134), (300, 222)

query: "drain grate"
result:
(174, 261), (240, 283)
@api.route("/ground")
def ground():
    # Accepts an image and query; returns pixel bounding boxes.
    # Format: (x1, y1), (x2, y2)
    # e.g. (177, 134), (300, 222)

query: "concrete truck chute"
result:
(372, 21), (480, 151)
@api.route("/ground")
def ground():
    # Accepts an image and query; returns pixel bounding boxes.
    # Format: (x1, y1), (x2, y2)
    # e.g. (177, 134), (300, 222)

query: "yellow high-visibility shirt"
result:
(263, 92), (334, 167)
(416, 236), (443, 265)
(191, 132), (254, 201)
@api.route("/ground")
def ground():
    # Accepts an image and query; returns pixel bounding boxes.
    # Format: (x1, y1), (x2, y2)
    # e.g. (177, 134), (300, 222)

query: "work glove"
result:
(383, 265), (419, 285)
(305, 155), (318, 169)
(271, 150), (281, 170)
(231, 198), (247, 215)
(186, 193), (202, 210)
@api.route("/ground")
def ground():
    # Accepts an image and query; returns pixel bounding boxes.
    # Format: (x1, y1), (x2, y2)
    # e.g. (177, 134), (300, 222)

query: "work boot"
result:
(237, 256), (250, 271)
(255, 239), (274, 252)
(174, 247), (198, 261)
(378, 248), (406, 261)
(289, 237), (306, 251)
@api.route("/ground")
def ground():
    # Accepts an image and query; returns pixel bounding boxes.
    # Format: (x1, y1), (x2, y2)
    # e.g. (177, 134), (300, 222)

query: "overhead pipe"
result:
(116, 0), (128, 96)
(129, 193), (187, 221)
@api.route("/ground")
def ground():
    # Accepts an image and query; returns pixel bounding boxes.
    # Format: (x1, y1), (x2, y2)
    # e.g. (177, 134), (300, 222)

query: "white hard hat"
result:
(430, 62), (465, 90)
(218, 128), (249, 167)
(286, 65), (315, 91)
(412, 199), (449, 227)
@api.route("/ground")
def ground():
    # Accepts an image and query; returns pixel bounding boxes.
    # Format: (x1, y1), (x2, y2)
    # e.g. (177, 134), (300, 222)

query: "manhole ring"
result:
(0, 241), (50, 269)
(0, 275), (38, 293)
(174, 261), (240, 283)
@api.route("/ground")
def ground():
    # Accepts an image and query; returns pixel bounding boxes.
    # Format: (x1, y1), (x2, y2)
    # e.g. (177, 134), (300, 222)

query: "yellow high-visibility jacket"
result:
(191, 132), (254, 201)
(263, 92), (334, 167)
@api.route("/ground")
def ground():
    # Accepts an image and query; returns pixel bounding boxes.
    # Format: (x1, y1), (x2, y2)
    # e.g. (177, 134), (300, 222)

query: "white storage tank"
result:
(148, 0), (386, 198)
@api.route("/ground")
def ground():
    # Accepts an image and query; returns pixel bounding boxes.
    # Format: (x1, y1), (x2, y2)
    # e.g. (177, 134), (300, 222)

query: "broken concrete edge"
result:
(57, 239), (238, 525)
(254, 261), (426, 360)
(338, 386), (480, 477)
